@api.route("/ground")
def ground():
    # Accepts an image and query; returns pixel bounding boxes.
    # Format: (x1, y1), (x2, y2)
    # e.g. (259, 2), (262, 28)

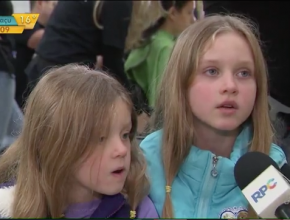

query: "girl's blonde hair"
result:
(0, 64), (149, 218)
(152, 15), (271, 218)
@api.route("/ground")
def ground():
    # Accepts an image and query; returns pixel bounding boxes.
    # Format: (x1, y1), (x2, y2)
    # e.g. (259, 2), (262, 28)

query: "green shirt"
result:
(125, 30), (175, 107)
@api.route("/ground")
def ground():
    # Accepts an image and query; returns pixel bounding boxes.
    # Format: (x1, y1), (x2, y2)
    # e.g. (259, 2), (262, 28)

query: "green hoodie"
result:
(125, 30), (175, 107)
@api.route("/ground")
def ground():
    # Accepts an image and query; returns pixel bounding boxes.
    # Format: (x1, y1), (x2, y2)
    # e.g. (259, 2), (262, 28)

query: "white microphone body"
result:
(242, 165), (290, 218)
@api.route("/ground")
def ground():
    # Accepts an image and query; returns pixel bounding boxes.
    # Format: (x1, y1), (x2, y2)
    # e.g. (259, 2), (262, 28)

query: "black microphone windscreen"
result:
(234, 151), (279, 190)
(280, 163), (290, 180)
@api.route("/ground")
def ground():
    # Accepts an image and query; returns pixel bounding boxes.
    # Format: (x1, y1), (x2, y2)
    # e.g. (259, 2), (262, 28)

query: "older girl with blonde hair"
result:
(140, 15), (287, 218)
(0, 64), (158, 218)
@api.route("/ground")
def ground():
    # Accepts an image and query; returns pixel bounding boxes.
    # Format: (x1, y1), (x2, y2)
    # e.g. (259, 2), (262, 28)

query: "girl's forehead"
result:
(98, 98), (131, 128)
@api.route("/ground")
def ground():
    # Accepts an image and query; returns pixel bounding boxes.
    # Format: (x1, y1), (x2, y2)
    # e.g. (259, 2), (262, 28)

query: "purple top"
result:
(0, 180), (158, 218)
(65, 196), (158, 218)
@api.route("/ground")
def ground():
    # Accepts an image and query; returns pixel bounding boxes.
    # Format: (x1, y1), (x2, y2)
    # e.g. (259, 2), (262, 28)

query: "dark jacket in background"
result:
(0, 0), (14, 74)
(12, 22), (45, 107)
(26, 1), (132, 90)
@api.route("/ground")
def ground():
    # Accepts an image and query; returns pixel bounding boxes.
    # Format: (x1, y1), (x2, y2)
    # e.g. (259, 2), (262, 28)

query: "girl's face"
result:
(171, 1), (194, 35)
(188, 31), (257, 133)
(70, 98), (132, 203)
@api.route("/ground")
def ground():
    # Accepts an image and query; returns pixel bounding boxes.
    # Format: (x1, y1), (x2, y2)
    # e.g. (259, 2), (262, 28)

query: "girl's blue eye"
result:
(122, 133), (130, 140)
(205, 68), (218, 76)
(237, 70), (250, 78)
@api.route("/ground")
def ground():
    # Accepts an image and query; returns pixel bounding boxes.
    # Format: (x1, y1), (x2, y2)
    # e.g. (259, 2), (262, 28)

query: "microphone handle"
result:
(275, 203), (290, 219)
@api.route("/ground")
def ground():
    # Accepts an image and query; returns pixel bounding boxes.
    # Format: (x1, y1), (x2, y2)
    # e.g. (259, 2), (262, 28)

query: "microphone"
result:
(234, 151), (290, 218)
(281, 163), (290, 180)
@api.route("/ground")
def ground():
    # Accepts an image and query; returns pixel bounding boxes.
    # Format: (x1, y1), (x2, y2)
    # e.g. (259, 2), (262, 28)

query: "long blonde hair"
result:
(0, 64), (149, 218)
(152, 15), (272, 218)
(93, 1), (166, 52)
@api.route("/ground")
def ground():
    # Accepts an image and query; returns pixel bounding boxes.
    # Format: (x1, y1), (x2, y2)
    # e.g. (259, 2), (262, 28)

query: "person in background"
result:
(0, 65), (158, 219)
(13, 0), (57, 108)
(140, 15), (286, 218)
(24, 1), (164, 112)
(125, 1), (194, 110)
(193, 0), (204, 20)
(0, 0), (23, 154)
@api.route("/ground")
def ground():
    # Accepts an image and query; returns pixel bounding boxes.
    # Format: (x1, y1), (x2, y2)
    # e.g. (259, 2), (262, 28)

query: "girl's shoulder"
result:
(140, 130), (162, 149)
(270, 143), (287, 168)
(151, 30), (175, 45)
(140, 130), (163, 162)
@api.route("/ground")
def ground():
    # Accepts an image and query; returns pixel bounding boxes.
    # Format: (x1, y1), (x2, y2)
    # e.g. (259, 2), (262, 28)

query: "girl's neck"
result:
(193, 120), (240, 158)
(160, 20), (176, 36)
(67, 183), (101, 205)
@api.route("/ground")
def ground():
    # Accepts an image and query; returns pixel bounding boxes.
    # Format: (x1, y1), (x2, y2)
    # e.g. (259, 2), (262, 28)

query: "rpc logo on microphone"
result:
(251, 178), (277, 203)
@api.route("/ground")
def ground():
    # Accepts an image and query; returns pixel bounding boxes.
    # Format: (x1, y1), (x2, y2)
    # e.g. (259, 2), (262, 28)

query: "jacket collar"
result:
(90, 193), (127, 218)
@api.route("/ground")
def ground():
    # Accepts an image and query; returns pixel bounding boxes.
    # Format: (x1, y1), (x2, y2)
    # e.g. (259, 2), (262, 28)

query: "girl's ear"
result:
(167, 6), (178, 21)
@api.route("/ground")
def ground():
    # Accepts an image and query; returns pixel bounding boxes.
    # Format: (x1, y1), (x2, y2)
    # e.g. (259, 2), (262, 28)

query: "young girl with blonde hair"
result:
(0, 65), (158, 218)
(140, 15), (287, 218)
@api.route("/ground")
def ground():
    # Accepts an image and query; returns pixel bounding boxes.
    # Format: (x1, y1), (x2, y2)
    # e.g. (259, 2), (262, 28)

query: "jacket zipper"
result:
(211, 156), (219, 177)
(196, 154), (219, 217)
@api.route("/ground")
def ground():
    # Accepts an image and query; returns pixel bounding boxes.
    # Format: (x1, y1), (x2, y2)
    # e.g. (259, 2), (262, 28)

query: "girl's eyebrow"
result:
(201, 58), (254, 66)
